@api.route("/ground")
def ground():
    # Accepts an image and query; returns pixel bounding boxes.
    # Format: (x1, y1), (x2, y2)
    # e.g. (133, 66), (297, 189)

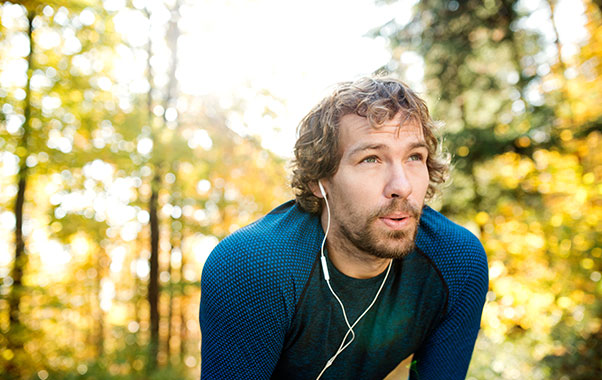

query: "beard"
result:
(335, 198), (422, 259)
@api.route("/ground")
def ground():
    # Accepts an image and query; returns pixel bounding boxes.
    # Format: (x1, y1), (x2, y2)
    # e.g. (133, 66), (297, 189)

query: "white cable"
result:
(319, 181), (332, 281)
(315, 181), (393, 379)
(316, 260), (392, 380)
(319, 182), (355, 335)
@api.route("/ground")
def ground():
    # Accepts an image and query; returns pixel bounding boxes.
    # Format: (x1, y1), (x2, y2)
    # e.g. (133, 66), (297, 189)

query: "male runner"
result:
(199, 77), (489, 379)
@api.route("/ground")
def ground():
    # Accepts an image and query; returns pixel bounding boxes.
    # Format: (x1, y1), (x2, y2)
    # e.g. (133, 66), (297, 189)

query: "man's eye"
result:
(361, 156), (379, 163)
(409, 153), (425, 162)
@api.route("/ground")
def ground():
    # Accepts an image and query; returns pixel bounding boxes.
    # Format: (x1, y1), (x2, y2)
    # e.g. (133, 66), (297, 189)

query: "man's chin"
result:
(369, 226), (418, 259)
(340, 218), (419, 259)
(368, 241), (416, 259)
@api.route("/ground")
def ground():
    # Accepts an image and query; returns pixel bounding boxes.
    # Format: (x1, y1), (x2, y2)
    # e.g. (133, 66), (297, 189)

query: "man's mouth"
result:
(384, 214), (409, 220)
(371, 200), (421, 230)
(379, 214), (412, 228)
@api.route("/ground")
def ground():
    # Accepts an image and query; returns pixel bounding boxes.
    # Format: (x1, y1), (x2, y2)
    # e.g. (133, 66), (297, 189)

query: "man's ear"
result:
(309, 180), (326, 199)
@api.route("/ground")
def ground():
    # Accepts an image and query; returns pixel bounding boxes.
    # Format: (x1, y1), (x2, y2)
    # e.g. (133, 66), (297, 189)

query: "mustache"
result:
(370, 199), (421, 220)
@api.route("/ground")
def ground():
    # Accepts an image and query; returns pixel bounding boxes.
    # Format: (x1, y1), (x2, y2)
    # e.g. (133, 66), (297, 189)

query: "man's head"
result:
(291, 76), (449, 259)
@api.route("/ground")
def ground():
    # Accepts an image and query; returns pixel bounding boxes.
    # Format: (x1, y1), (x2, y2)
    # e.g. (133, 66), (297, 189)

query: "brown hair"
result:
(291, 76), (449, 214)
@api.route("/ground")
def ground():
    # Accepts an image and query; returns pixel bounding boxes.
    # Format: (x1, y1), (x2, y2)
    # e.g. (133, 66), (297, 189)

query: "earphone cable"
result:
(316, 183), (393, 379)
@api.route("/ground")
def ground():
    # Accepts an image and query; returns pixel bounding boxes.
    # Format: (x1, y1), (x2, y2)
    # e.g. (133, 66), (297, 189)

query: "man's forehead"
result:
(339, 112), (424, 138)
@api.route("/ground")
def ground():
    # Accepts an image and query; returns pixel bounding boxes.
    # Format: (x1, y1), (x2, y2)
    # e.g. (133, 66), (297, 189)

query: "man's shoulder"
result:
(203, 200), (322, 281)
(416, 206), (489, 304)
(218, 200), (320, 251)
(417, 205), (486, 258)
(199, 201), (320, 346)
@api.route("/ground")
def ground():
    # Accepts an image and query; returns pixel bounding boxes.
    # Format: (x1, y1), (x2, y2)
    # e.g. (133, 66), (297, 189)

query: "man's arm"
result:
(411, 234), (489, 379)
(199, 238), (293, 380)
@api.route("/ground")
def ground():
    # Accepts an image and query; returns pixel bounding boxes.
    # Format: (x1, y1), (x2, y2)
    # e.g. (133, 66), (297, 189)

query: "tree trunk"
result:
(144, 5), (160, 369)
(6, 10), (35, 380)
(8, 6), (34, 346)
(166, 205), (181, 363)
(166, 256), (173, 362)
(166, 229), (175, 362)
(545, 0), (576, 127)
(95, 248), (107, 358)
(166, 194), (183, 363)
(179, 250), (187, 361)
(148, 171), (161, 369)
(163, 1), (181, 363)
(164, 0), (180, 116)
(9, 175), (27, 331)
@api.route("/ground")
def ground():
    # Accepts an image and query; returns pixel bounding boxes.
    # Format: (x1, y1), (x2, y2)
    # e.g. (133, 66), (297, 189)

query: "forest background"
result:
(0, 0), (600, 379)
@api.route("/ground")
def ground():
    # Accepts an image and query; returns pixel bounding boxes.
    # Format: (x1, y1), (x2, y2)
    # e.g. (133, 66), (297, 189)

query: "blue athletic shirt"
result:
(199, 200), (489, 379)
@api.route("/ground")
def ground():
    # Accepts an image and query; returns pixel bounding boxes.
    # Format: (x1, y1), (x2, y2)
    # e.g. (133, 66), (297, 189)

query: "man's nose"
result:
(384, 163), (412, 199)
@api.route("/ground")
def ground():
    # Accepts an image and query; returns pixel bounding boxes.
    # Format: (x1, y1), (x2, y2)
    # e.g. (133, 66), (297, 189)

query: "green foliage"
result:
(27, 345), (195, 380)
(543, 318), (602, 380)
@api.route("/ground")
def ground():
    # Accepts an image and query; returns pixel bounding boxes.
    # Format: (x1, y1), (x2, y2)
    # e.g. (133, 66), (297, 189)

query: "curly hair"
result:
(291, 76), (450, 214)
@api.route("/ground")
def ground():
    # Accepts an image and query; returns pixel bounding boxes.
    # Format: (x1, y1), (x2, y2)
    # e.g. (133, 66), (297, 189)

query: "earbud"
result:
(318, 180), (326, 198)
(318, 180), (331, 282)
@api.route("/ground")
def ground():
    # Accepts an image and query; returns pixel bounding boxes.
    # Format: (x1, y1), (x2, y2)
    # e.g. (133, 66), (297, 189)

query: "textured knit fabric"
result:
(199, 200), (489, 380)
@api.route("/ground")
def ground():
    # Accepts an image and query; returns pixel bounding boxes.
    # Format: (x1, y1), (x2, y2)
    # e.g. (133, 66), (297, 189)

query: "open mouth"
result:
(379, 215), (411, 228)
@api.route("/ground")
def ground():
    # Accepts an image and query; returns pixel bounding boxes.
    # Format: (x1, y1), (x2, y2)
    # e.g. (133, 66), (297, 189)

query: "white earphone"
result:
(318, 181), (331, 282)
(315, 180), (392, 380)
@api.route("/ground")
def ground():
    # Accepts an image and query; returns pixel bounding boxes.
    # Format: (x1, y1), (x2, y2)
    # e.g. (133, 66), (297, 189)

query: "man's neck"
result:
(328, 248), (391, 279)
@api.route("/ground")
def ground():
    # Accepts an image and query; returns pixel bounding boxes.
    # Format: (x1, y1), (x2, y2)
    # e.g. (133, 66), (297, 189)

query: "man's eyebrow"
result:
(408, 141), (429, 151)
(347, 141), (429, 157)
(347, 143), (388, 157)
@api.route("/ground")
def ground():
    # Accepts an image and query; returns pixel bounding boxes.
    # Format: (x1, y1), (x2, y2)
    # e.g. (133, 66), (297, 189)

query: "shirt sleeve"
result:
(410, 235), (489, 380)
(199, 238), (294, 380)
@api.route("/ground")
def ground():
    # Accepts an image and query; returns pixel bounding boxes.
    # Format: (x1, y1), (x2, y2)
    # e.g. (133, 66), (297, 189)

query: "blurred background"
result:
(0, 0), (600, 379)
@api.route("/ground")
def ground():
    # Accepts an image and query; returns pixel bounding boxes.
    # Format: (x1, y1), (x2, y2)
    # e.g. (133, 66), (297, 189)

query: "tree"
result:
(0, 2), (117, 377)
(6, 8), (34, 373)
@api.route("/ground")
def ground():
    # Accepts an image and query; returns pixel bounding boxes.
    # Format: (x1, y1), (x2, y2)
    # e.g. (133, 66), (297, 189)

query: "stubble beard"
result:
(336, 198), (422, 260)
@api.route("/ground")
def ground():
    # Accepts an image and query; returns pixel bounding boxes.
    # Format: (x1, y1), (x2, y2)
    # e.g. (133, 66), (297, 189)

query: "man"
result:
(199, 77), (489, 379)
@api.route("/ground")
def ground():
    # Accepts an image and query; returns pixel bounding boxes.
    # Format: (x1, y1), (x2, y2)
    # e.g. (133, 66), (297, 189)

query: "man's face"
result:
(321, 112), (430, 259)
